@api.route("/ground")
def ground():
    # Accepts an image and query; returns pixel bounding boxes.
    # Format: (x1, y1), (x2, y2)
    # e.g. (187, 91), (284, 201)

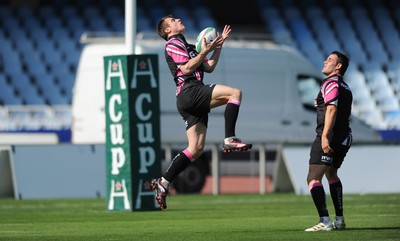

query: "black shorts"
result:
(176, 83), (216, 130)
(309, 133), (352, 169)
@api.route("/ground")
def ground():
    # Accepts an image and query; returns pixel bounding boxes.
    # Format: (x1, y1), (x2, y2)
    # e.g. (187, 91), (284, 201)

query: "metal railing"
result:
(162, 142), (283, 195)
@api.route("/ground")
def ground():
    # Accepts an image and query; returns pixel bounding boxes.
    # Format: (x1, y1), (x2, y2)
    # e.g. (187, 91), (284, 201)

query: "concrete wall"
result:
(12, 144), (105, 199)
(7, 143), (400, 199)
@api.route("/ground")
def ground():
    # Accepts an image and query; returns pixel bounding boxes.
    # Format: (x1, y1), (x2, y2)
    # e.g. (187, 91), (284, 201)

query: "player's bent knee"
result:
(234, 88), (242, 98)
(188, 145), (205, 159)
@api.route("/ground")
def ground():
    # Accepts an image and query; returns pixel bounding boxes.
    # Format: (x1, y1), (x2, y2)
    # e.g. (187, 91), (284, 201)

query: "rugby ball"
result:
(195, 27), (217, 52)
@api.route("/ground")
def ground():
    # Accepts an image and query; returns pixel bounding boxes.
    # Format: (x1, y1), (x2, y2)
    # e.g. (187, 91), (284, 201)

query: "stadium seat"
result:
(1, 49), (24, 75)
(377, 96), (400, 112)
(361, 62), (383, 80)
(328, 5), (346, 20)
(372, 85), (396, 102)
(54, 71), (75, 99)
(54, 38), (78, 56)
(313, 28), (342, 56)
(41, 49), (64, 64)
(13, 38), (35, 54)
(8, 28), (28, 43)
(82, 6), (101, 21)
(42, 84), (69, 105)
(283, 6), (302, 21)
(346, 69), (367, 90)
(9, 73), (32, 90)
(372, 7), (394, 32)
(30, 28), (51, 46)
(386, 61), (400, 91)
(0, 86), (23, 105)
(51, 29), (72, 41)
(61, 5), (78, 20)
(16, 6), (34, 18)
(38, 5), (57, 20)
(270, 27), (294, 46)
(18, 87), (47, 105)
(305, 6), (323, 20)
(352, 85), (372, 101)
(21, 49), (43, 65)
(136, 15), (154, 33)
(0, 74), (7, 86)
(198, 18), (218, 32)
(383, 110), (400, 129)
(2, 18), (21, 33)
(332, 18), (368, 65)
(43, 16), (64, 31)
(365, 70), (391, 91)
(26, 62), (49, 77)
(32, 73), (57, 93)
(104, 5), (122, 20)
(63, 50), (81, 68)
(65, 16), (87, 38)
(353, 97), (377, 112)
(193, 6), (213, 20)
(358, 109), (388, 130)
(109, 17), (125, 32)
(21, 17), (42, 31)
(88, 18), (109, 31)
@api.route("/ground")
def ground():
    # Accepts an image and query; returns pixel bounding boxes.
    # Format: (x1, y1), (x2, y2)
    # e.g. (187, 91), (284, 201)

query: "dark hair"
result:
(331, 50), (349, 75)
(157, 15), (173, 41)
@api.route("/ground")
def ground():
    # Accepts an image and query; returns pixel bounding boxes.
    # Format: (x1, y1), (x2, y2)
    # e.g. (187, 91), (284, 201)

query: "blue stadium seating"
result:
(0, 0), (399, 132)
(1, 87), (23, 105)
(18, 86), (46, 105)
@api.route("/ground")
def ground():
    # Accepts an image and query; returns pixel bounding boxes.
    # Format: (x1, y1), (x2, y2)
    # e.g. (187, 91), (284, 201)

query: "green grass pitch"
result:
(0, 193), (399, 241)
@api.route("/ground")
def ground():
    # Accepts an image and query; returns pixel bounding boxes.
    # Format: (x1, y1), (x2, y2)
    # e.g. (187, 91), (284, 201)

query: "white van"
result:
(71, 38), (380, 192)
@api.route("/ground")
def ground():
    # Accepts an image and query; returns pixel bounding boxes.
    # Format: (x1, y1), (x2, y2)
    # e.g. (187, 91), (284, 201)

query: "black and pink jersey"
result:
(165, 34), (207, 95)
(314, 74), (353, 142)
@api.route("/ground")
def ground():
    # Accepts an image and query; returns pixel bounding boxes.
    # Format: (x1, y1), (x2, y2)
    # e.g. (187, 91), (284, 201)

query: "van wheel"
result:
(173, 157), (208, 194)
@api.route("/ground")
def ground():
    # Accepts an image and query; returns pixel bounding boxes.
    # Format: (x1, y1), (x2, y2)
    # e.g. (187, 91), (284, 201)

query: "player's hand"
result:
(220, 25), (231, 40)
(321, 137), (334, 155)
(202, 35), (222, 53)
(216, 25), (231, 48)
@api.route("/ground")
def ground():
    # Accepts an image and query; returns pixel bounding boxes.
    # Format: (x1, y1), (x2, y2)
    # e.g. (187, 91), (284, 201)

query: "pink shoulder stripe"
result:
(323, 81), (339, 104)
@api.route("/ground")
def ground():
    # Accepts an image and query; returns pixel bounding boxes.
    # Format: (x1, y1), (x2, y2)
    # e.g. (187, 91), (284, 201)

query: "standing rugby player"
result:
(305, 51), (352, 231)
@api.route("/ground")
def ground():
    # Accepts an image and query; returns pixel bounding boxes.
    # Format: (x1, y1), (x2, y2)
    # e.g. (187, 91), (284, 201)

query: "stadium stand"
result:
(0, 0), (399, 137)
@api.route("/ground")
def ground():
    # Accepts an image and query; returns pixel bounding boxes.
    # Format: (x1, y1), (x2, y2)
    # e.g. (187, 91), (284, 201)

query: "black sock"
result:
(224, 103), (239, 138)
(329, 180), (344, 216)
(164, 151), (191, 182)
(310, 185), (329, 218)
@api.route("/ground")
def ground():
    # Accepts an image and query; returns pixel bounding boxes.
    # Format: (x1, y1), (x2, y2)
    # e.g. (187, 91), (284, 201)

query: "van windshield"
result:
(297, 75), (322, 111)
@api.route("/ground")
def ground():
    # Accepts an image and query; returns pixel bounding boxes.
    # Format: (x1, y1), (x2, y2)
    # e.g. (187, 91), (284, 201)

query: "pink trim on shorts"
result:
(308, 180), (323, 190)
(183, 148), (195, 162)
(328, 177), (340, 185)
(228, 99), (240, 106)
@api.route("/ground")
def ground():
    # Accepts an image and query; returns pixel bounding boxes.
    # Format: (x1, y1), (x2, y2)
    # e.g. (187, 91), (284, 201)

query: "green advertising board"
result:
(104, 54), (161, 211)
